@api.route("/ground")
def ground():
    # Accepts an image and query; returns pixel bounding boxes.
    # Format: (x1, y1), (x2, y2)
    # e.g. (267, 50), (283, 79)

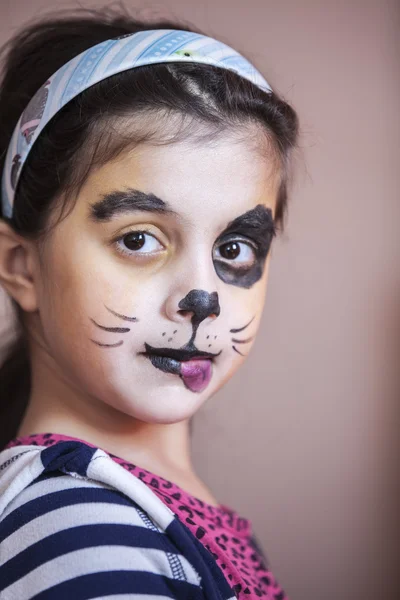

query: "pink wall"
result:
(1, 1), (398, 598)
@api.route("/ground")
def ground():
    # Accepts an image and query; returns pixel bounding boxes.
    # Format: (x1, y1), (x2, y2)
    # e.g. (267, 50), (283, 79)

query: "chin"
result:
(106, 385), (205, 425)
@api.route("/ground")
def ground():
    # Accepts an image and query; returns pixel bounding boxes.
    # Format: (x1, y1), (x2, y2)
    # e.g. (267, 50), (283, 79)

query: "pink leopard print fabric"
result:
(4, 432), (289, 600)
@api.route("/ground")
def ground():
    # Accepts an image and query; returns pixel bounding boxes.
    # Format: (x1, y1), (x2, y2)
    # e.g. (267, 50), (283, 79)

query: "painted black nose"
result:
(178, 289), (220, 325)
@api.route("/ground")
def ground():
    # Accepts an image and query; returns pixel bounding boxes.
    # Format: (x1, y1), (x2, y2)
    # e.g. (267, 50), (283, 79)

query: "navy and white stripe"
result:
(0, 441), (236, 599)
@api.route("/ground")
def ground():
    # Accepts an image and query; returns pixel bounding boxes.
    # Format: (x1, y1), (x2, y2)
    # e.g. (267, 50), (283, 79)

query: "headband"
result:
(1, 28), (272, 219)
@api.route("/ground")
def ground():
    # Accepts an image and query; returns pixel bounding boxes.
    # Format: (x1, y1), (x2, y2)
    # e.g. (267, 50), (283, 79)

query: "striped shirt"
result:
(0, 436), (288, 599)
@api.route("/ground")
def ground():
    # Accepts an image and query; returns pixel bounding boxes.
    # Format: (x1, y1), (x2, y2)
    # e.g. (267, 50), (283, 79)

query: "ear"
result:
(0, 220), (39, 312)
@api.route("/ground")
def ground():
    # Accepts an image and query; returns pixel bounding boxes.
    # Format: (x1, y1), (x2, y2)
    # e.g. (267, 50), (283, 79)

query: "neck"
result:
(17, 352), (195, 479)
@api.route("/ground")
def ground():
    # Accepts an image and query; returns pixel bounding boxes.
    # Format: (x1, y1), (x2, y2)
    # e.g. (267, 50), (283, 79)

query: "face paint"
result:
(230, 316), (256, 356)
(89, 305), (139, 347)
(141, 289), (222, 393)
(28, 135), (277, 427)
(213, 205), (276, 288)
(144, 353), (214, 393)
(230, 316), (255, 333)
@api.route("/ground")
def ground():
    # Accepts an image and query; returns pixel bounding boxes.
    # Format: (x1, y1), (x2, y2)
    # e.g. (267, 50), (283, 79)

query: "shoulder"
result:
(0, 470), (205, 599)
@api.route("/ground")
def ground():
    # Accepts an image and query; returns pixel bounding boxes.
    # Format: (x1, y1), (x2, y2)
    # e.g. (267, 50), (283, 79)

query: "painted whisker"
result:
(230, 315), (255, 333)
(232, 345), (246, 356)
(90, 318), (130, 333)
(231, 336), (253, 344)
(105, 304), (139, 322)
(90, 339), (124, 348)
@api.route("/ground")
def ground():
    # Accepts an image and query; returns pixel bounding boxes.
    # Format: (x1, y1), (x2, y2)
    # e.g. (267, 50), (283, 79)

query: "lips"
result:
(142, 343), (220, 362)
(141, 343), (221, 393)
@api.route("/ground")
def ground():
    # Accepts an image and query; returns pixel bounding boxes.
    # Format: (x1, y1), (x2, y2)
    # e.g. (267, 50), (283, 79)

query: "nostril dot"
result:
(178, 310), (192, 317)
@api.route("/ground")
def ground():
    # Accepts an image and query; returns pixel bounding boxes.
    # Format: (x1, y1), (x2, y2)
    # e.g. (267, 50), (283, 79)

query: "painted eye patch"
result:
(213, 204), (276, 289)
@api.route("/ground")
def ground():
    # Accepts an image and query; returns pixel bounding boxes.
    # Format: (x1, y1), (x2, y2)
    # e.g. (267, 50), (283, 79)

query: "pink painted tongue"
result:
(180, 359), (212, 392)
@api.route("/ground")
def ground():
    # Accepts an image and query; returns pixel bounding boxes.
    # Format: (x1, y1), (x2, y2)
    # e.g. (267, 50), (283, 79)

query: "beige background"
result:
(0, 1), (399, 599)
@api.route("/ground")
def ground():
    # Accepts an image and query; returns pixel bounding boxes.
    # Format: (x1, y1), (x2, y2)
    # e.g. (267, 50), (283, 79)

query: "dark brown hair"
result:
(0, 4), (299, 448)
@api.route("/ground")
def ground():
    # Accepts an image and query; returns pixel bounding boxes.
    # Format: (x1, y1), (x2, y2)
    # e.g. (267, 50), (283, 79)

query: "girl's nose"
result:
(165, 288), (220, 325)
(179, 289), (220, 322)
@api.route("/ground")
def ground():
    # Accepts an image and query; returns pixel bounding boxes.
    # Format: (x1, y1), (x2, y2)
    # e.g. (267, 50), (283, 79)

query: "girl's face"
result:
(32, 132), (278, 424)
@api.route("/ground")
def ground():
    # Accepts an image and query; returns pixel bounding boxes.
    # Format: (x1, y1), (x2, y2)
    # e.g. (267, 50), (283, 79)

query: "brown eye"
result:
(124, 232), (146, 250)
(219, 241), (241, 260)
(214, 240), (256, 267)
(114, 230), (165, 258)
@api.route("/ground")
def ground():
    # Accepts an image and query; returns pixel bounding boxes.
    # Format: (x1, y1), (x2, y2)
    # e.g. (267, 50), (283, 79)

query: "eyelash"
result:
(113, 229), (261, 264)
(114, 228), (164, 259)
(214, 235), (259, 266)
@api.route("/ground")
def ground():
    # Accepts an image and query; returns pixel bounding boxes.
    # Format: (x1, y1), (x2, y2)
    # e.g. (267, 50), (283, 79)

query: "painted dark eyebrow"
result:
(220, 204), (275, 236)
(88, 188), (180, 222)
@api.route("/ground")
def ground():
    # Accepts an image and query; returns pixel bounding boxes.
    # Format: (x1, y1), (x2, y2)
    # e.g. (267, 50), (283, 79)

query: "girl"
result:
(0, 6), (299, 600)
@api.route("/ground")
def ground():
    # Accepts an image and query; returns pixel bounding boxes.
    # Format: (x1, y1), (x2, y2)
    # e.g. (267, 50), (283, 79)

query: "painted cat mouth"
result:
(141, 343), (221, 362)
(140, 343), (221, 393)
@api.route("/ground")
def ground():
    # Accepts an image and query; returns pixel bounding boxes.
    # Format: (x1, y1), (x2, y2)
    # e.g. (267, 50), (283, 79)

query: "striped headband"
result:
(1, 28), (272, 219)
